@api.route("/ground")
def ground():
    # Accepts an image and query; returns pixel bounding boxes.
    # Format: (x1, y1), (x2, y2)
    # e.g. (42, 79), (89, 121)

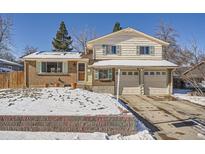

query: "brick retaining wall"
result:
(0, 115), (137, 135)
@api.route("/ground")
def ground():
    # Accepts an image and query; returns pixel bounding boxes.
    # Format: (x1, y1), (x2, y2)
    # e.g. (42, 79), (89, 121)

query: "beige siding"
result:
(93, 32), (163, 60)
(86, 68), (93, 85)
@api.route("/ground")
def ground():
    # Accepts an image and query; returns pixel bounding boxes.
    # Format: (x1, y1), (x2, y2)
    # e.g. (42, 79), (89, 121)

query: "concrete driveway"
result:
(120, 95), (205, 140)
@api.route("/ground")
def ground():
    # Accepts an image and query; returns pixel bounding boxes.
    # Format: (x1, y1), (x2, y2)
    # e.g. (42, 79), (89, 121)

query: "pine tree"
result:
(113, 22), (122, 32)
(52, 21), (73, 52)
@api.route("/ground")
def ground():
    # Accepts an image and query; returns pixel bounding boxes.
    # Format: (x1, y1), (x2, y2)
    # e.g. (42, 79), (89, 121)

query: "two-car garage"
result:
(92, 59), (177, 96)
(115, 69), (170, 95)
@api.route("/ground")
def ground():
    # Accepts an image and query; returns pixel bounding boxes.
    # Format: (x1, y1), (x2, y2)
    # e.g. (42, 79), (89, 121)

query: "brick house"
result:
(23, 27), (177, 95)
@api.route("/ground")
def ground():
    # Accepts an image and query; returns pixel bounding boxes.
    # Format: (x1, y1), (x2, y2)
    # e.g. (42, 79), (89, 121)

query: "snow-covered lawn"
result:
(173, 89), (205, 106)
(0, 87), (126, 115)
(0, 130), (153, 140)
(0, 87), (154, 140)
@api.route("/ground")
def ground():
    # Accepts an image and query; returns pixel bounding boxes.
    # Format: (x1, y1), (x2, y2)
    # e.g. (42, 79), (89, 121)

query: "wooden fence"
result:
(0, 71), (24, 89)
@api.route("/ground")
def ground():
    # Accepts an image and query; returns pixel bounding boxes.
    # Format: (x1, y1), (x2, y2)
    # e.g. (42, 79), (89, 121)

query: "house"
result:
(0, 58), (23, 72)
(182, 61), (205, 88)
(23, 27), (177, 95)
(173, 66), (191, 88)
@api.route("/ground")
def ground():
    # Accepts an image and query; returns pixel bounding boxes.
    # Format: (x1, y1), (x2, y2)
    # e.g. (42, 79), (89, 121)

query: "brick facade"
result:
(25, 61), (77, 87)
(0, 115), (137, 135)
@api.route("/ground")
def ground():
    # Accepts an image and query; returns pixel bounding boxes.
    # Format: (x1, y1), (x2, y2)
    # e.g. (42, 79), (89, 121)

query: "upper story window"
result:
(137, 46), (155, 55)
(140, 46), (150, 55)
(102, 45), (120, 55)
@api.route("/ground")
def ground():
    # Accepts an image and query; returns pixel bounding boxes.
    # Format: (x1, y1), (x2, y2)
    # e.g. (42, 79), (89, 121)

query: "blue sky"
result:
(2, 13), (205, 57)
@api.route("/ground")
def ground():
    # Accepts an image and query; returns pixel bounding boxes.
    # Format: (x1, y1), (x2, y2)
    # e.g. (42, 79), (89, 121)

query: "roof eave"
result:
(87, 27), (169, 46)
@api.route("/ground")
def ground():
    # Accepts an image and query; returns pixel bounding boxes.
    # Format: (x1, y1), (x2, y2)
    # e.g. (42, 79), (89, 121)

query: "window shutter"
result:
(36, 61), (41, 74)
(136, 46), (140, 55)
(116, 45), (121, 55)
(63, 61), (68, 74)
(150, 46), (155, 55)
(108, 69), (112, 80)
(102, 45), (107, 55)
(94, 69), (99, 80)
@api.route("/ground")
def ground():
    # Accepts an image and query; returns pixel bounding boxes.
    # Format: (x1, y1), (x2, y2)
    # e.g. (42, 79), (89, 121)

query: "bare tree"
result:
(187, 38), (205, 65)
(182, 39), (205, 96)
(22, 46), (38, 57)
(0, 15), (15, 61)
(155, 21), (180, 63)
(71, 26), (97, 52)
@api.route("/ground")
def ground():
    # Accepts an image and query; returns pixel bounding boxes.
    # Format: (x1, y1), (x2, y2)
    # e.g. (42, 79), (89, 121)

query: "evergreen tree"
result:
(52, 21), (73, 52)
(113, 22), (122, 32)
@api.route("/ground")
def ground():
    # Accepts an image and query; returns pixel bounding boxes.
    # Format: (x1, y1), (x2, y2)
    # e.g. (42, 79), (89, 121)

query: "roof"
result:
(23, 51), (82, 60)
(183, 61), (205, 75)
(87, 27), (169, 46)
(0, 59), (22, 67)
(91, 60), (177, 68)
(0, 67), (13, 72)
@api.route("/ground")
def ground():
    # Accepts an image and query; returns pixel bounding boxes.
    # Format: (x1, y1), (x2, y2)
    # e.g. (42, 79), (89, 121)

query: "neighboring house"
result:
(0, 58), (23, 72)
(173, 66), (191, 88)
(182, 61), (205, 88)
(23, 27), (177, 95)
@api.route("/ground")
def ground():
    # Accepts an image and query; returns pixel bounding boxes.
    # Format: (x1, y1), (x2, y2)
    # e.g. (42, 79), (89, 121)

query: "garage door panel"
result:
(115, 70), (140, 95)
(144, 74), (168, 95)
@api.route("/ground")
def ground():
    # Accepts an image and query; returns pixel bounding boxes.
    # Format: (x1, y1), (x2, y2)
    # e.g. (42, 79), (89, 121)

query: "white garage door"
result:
(144, 71), (168, 95)
(115, 70), (140, 95)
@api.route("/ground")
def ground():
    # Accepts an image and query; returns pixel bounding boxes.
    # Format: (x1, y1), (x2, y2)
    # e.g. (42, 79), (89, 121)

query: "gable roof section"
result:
(87, 27), (169, 46)
(183, 61), (205, 76)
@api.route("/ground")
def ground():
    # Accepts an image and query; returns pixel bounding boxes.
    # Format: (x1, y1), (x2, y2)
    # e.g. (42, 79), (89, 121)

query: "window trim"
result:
(139, 46), (151, 55)
(103, 44), (120, 55)
(134, 71), (139, 76)
(122, 72), (127, 75)
(150, 72), (155, 76)
(39, 61), (66, 75)
(95, 69), (112, 81)
(128, 72), (133, 75)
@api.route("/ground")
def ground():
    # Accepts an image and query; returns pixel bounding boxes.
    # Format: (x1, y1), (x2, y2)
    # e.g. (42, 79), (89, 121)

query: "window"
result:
(156, 72), (161, 75)
(150, 72), (155, 75)
(41, 62), (63, 73)
(128, 72), (133, 75)
(144, 72), (149, 75)
(134, 72), (139, 75)
(162, 72), (167, 75)
(140, 46), (150, 55)
(103, 45), (118, 55)
(122, 72), (127, 75)
(78, 63), (85, 71)
(111, 46), (117, 54)
(8, 66), (12, 70)
(96, 69), (112, 80)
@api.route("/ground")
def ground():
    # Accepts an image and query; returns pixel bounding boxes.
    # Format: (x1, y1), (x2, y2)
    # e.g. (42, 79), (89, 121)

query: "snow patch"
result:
(92, 60), (177, 67)
(0, 87), (127, 115)
(0, 131), (154, 140)
(173, 89), (205, 106)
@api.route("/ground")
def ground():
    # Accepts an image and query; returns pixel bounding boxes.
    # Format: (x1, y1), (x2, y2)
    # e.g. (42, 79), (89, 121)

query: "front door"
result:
(78, 63), (85, 82)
